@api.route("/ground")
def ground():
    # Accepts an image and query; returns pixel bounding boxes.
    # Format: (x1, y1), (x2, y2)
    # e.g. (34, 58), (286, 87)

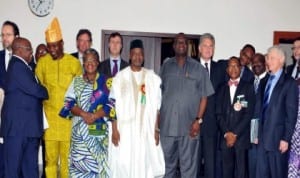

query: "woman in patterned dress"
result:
(59, 48), (115, 178)
(288, 79), (300, 178)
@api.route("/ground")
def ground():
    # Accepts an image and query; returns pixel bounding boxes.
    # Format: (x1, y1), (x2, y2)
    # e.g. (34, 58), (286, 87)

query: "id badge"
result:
(88, 119), (107, 136)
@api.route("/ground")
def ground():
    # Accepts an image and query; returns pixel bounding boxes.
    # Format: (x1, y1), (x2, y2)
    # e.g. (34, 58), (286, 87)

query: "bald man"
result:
(0, 37), (48, 178)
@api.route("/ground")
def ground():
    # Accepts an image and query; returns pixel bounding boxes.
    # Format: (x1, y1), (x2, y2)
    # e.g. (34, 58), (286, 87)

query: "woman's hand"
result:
(112, 121), (120, 146)
(81, 112), (95, 125)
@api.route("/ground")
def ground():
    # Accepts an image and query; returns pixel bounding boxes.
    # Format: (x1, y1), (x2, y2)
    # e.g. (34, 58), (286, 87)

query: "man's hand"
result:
(225, 132), (237, 148)
(189, 120), (200, 138)
(279, 140), (289, 153)
(155, 130), (160, 145)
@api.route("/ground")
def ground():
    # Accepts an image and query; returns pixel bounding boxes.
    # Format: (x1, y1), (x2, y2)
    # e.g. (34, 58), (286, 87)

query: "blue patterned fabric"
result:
(59, 73), (115, 178)
(288, 86), (300, 178)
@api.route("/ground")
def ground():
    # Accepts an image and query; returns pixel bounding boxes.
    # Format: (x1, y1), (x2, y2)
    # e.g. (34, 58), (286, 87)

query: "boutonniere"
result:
(140, 84), (146, 104)
(233, 95), (247, 111)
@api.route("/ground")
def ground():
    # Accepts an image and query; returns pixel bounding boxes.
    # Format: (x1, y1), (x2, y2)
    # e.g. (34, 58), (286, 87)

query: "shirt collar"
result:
(255, 71), (267, 80)
(200, 58), (211, 66)
(13, 54), (29, 66)
(230, 77), (240, 83)
(110, 56), (121, 61)
(269, 68), (283, 81)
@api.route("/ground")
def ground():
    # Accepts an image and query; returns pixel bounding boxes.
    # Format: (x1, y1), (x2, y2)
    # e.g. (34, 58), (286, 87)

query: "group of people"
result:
(0, 16), (299, 178)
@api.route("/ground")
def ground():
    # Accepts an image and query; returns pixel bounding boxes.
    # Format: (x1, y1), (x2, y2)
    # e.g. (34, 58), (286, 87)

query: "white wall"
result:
(1, 0), (300, 61)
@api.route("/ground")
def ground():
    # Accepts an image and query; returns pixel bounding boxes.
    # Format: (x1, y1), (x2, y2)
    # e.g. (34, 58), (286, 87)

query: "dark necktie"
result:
(296, 67), (300, 79)
(204, 62), (209, 73)
(254, 77), (259, 93)
(262, 75), (275, 122)
(112, 59), (118, 77)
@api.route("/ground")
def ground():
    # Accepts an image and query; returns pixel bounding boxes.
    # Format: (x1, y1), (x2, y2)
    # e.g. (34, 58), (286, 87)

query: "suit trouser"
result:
(201, 134), (217, 178)
(161, 135), (199, 178)
(256, 144), (288, 178)
(248, 144), (258, 178)
(221, 147), (248, 178)
(45, 140), (70, 178)
(3, 136), (40, 178)
(0, 143), (4, 178)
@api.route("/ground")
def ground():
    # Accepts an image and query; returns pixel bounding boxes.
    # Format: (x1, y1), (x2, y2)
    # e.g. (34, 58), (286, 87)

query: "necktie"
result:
(296, 67), (300, 79)
(262, 75), (275, 122)
(228, 80), (239, 87)
(204, 62), (209, 73)
(8, 52), (12, 59)
(112, 59), (118, 77)
(254, 77), (259, 93)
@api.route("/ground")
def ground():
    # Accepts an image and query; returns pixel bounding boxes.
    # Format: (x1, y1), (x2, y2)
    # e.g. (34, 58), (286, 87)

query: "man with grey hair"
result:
(256, 46), (298, 178)
(198, 33), (224, 178)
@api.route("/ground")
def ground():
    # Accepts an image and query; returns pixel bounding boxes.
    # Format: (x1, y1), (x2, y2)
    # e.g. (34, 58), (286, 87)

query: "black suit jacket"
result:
(0, 56), (48, 137)
(241, 66), (254, 83)
(0, 50), (7, 88)
(216, 80), (255, 149)
(257, 72), (298, 151)
(98, 58), (128, 78)
(202, 61), (226, 136)
(286, 63), (295, 77)
(70, 52), (79, 59)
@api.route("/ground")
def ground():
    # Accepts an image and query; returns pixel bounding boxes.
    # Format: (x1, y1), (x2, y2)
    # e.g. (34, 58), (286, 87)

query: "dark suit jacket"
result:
(0, 56), (48, 137)
(216, 80), (255, 149)
(257, 72), (298, 151)
(286, 63), (295, 77)
(0, 50), (7, 88)
(202, 61), (226, 136)
(70, 52), (79, 59)
(98, 58), (128, 78)
(241, 66), (254, 83)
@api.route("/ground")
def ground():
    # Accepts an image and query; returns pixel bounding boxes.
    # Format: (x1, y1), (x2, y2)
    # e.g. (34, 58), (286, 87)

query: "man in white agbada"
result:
(108, 39), (165, 178)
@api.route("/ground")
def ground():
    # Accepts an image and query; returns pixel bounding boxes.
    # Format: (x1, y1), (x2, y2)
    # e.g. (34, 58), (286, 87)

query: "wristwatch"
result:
(195, 117), (203, 124)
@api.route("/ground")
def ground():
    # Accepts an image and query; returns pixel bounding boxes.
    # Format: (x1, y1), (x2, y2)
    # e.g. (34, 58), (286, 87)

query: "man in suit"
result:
(198, 33), (224, 178)
(286, 37), (300, 79)
(239, 44), (255, 83)
(256, 46), (298, 178)
(0, 21), (20, 87)
(98, 32), (128, 77)
(216, 56), (255, 178)
(0, 37), (48, 178)
(248, 53), (268, 178)
(0, 20), (19, 178)
(70, 29), (92, 65)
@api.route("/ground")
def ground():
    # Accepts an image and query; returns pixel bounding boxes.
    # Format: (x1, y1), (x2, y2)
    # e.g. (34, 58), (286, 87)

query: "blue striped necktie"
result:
(262, 75), (275, 122)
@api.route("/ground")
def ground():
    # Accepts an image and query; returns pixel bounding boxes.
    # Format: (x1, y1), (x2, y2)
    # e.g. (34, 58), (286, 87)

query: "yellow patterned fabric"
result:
(45, 140), (70, 178)
(35, 53), (82, 141)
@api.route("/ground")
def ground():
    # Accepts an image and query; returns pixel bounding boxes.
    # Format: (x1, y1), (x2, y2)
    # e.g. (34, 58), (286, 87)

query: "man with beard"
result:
(0, 20), (19, 178)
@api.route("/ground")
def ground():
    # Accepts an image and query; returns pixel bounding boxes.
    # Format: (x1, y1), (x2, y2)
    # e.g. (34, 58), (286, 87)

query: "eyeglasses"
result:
(292, 46), (300, 50)
(15, 45), (33, 52)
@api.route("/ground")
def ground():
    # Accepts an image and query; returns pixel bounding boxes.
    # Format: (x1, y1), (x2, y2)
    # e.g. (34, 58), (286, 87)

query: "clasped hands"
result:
(225, 132), (237, 148)
(81, 112), (97, 125)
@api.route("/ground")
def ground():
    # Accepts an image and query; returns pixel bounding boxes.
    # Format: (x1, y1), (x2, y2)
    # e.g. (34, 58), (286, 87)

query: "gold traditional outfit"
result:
(35, 17), (82, 178)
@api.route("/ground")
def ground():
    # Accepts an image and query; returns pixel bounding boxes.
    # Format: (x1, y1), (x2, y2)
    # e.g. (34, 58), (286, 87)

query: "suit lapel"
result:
(232, 81), (245, 105)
